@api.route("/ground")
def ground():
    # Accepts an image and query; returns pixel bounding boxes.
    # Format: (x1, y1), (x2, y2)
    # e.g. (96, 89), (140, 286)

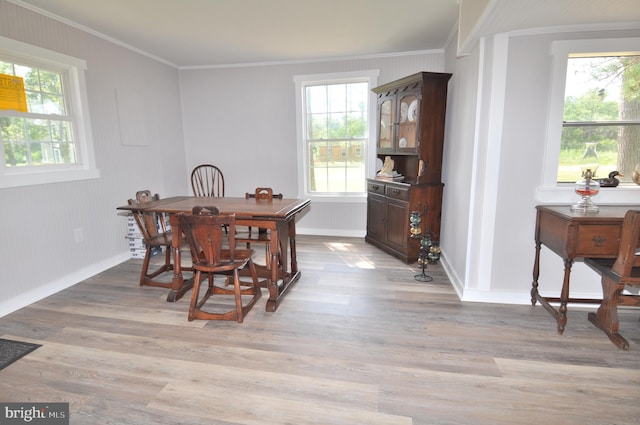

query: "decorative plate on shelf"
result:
(399, 137), (407, 148)
(408, 100), (418, 122)
(400, 102), (408, 122)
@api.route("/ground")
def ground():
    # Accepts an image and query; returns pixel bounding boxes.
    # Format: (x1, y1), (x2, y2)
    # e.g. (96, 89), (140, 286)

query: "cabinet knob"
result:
(392, 189), (400, 194)
(372, 184), (380, 190)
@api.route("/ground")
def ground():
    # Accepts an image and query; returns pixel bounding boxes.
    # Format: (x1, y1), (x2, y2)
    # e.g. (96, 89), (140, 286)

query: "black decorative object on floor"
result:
(415, 235), (433, 282)
(0, 338), (41, 371)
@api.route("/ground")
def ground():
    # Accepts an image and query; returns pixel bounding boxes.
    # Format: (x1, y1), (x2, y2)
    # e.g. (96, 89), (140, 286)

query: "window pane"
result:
(304, 80), (368, 193)
(347, 111), (366, 138)
(327, 84), (346, 112)
(1, 56), (78, 168)
(307, 139), (365, 192)
(558, 125), (620, 182)
(306, 85), (327, 113)
(347, 83), (367, 111)
(308, 113), (327, 140)
(558, 55), (640, 182)
(42, 93), (65, 115)
(39, 69), (63, 95)
(328, 112), (346, 138)
(1, 116), (26, 167)
(0, 61), (13, 74)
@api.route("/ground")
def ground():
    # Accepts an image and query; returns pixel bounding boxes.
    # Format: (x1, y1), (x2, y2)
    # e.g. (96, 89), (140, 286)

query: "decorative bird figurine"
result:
(595, 171), (623, 187)
(633, 164), (640, 185)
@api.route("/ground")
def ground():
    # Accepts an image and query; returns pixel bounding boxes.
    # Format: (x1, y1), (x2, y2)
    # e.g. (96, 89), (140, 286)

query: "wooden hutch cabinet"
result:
(365, 72), (452, 263)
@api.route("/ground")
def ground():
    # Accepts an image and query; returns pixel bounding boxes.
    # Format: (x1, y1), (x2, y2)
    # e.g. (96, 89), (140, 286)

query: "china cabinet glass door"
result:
(378, 97), (394, 150)
(396, 92), (419, 151)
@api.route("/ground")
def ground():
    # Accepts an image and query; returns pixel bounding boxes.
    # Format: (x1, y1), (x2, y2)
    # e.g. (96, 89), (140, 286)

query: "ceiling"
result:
(9, 0), (640, 68)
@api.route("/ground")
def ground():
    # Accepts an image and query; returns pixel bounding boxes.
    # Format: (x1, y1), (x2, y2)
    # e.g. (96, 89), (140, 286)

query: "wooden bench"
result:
(584, 209), (640, 350)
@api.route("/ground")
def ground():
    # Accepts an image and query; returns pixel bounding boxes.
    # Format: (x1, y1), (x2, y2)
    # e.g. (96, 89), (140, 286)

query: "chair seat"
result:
(192, 249), (254, 273)
(585, 258), (640, 283)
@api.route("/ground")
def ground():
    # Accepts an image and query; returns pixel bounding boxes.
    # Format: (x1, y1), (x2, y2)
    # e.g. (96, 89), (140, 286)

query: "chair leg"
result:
(233, 270), (244, 323)
(188, 269), (260, 322)
(139, 246), (174, 288)
(138, 248), (152, 286)
(242, 259), (262, 319)
(188, 271), (203, 321)
(587, 276), (629, 350)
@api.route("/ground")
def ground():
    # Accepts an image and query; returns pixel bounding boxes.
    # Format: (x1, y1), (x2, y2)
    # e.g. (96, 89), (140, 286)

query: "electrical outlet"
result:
(74, 227), (84, 243)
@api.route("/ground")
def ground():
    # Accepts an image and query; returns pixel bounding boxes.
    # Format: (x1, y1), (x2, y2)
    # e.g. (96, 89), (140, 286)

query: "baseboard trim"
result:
(0, 252), (131, 318)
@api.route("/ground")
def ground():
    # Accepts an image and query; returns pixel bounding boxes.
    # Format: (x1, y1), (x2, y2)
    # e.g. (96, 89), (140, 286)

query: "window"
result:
(0, 36), (98, 188)
(539, 37), (640, 203)
(558, 54), (640, 183)
(294, 71), (378, 199)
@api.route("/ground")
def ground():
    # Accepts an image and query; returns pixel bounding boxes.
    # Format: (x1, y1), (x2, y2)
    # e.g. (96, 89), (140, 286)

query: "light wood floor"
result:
(1, 235), (639, 425)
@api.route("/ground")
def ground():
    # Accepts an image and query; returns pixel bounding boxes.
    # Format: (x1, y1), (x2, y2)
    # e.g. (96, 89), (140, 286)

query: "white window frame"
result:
(0, 36), (98, 188)
(294, 70), (379, 202)
(537, 37), (640, 204)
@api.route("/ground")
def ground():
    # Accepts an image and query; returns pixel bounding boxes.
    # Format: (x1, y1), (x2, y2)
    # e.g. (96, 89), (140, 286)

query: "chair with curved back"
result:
(235, 187), (284, 269)
(191, 164), (225, 197)
(584, 209), (640, 350)
(128, 190), (179, 288)
(179, 206), (261, 322)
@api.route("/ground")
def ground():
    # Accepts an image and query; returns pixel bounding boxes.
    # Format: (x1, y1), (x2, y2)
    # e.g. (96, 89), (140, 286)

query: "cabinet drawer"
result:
(575, 224), (621, 257)
(385, 184), (409, 201)
(367, 181), (385, 195)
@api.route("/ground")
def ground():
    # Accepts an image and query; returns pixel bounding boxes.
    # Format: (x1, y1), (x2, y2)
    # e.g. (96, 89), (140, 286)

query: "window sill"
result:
(536, 184), (640, 204)
(299, 193), (367, 203)
(0, 168), (100, 189)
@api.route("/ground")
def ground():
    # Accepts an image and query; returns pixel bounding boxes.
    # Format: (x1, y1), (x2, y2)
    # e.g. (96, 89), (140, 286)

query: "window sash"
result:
(294, 70), (378, 199)
(563, 120), (640, 126)
(0, 36), (98, 188)
(538, 37), (640, 203)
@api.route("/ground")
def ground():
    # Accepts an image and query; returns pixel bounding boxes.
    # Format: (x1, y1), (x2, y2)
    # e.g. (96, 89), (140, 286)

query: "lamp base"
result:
(570, 196), (599, 213)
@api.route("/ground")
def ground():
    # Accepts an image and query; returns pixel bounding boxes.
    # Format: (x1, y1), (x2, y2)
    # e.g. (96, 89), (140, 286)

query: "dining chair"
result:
(128, 190), (186, 288)
(190, 164), (228, 233)
(236, 188), (283, 269)
(178, 206), (261, 322)
(191, 164), (225, 197)
(584, 209), (640, 350)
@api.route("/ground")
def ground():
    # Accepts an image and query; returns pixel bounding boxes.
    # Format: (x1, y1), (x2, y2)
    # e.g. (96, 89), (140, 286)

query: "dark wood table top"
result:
(118, 196), (310, 220)
(536, 204), (640, 222)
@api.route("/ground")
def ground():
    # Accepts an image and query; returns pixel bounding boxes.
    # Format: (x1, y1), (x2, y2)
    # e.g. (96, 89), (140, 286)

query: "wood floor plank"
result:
(1, 235), (639, 425)
(150, 382), (413, 425)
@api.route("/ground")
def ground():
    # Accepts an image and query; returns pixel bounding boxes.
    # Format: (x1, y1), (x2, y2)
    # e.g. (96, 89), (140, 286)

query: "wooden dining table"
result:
(117, 196), (310, 312)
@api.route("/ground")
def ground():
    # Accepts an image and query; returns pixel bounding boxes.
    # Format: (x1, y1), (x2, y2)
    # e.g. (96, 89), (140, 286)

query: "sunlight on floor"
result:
(324, 242), (376, 269)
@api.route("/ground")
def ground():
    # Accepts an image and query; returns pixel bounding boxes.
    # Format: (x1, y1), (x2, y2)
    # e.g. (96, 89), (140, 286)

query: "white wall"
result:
(0, 0), (188, 316)
(444, 26), (640, 304)
(440, 29), (478, 299)
(179, 54), (447, 237)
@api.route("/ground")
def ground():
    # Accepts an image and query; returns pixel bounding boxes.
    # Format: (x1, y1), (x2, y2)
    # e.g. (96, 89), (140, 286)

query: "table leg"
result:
(266, 225), (280, 311)
(556, 257), (573, 334)
(289, 218), (298, 275)
(166, 214), (194, 302)
(264, 218), (302, 312)
(531, 240), (541, 305)
(534, 256), (574, 334)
